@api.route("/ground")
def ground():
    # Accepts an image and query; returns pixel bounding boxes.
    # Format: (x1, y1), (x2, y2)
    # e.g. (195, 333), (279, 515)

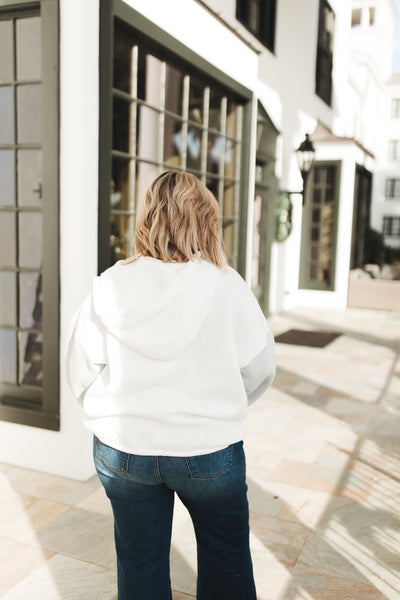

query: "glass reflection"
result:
(17, 84), (41, 144)
(0, 329), (16, 384)
(138, 53), (163, 108)
(112, 157), (131, 211)
(19, 272), (41, 328)
(188, 78), (205, 124)
(0, 272), (16, 326)
(18, 150), (42, 206)
(165, 64), (184, 115)
(110, 214), (133, 263)
(0, 212), (15, 266)
(0, 150), (15, 206)
(0, 20), (13, 81)
(20, 330), (42, 387)
(0, 86), (14, 144)
(137, 105), (159, 162)
(16, 17), (41, 81)
(19, 212), (42, 268)
(226, 100), (238, 138)
(164, 115), (182, 167)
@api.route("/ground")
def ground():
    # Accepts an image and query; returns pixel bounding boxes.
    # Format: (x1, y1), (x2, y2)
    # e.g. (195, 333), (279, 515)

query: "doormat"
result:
(274, 329), (341, 348)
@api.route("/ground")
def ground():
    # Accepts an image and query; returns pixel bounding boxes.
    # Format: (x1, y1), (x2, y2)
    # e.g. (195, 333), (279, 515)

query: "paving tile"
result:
(280, 563), (387, 600)
(249, 512), (309, 568)
(1, 497), (70, 542)
(22, 507), (115, 567)
(0, 463), (100, 505)
(0, 538), (54, 596)
(1, 553), (116, 600)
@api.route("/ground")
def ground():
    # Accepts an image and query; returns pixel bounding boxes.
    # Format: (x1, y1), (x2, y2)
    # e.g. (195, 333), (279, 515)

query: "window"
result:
(99, 8), (251, 273)
(316, 0), (335, 106)
(236, 0), (277, 52)
(391, 99), (400, 119)
(389, 140), (400, 161)
(351, 8), (361, 27)
(299, 163), (340, 291)
(383, 217), (400, 237)
(0, 1), (59, 430)
(386, 179), (400, 198)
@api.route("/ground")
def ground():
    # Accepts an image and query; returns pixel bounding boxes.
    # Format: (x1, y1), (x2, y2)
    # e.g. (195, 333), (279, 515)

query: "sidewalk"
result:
(1, 306), (399, 599)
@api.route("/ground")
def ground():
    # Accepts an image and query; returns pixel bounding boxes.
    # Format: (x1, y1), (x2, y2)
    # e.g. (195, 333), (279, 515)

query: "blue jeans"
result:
(93, 437), (257, 600)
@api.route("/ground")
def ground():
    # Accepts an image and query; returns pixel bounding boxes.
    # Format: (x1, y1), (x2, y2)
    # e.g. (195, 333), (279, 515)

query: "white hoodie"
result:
(66, 257), (275, 456)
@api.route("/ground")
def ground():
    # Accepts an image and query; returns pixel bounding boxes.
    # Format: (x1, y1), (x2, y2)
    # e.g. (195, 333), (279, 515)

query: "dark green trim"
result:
(0, 403), (59, 430)
(237, 100), (252, 278)
(98, 0), (113, 275)
(299, 160), (341, 291)
(112, 0), (252, 101)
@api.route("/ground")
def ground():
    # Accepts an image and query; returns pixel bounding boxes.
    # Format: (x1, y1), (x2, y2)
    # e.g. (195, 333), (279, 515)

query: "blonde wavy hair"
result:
(124, 170), (227, 269)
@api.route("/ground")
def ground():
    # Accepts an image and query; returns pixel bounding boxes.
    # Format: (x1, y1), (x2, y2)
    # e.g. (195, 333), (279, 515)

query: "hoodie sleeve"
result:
(231, 272), (276, 405)
(66, 292), (107, 404)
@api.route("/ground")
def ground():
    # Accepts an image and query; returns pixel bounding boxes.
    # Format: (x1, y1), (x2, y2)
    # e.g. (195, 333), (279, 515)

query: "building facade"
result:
(0, 0), (396, 478)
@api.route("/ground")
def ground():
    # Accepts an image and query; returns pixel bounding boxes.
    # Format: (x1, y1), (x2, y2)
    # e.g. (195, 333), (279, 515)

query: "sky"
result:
(393, 0), (400, 72)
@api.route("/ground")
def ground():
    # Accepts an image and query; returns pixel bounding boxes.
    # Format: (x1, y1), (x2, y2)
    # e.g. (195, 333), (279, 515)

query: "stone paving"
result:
(0, 306), (400, 599)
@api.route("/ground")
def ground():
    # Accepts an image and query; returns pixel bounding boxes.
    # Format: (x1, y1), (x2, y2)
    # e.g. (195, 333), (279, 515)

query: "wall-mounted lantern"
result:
(295, 133), (316, 205)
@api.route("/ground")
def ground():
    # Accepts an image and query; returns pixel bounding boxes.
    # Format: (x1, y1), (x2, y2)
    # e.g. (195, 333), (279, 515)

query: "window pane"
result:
(164, 115), (183, 167)
(225, 139), (237, 178)
(0, 86), (14, 144)
(165, 64), (184, 115)
(226, 101), (238, 138)
(138, 53), (162, 108)
(110, 214), (133, 263)
(113, 30), (135, 94)
(209, 90), (223, 131)
(186, 126), (202, 170)
(112, 157), (132, 211)
(0, 272), (16, 326)
(0, 329), (16, 384)
(19, 212), (42, 268)
(19, 272), (42, 328)
(223, 181), (236, 218)
(18, 150), (42, 206)
(113, 97), (133, 153)
(17, 84), (41, 144)
(188, 78), (205, 124)
(207, 132), (221, 174)
(0, 212), (16, 266)
(205, 176), (219, 201)
(136, 162), (159, 205)
(16, 17), (41, 81)
(19, 330), (42, 387)
(137, 105), (159, 162)
(0, 150), (15, 206)
(222, 221), (235, 261)
(0, 20), (13, 81)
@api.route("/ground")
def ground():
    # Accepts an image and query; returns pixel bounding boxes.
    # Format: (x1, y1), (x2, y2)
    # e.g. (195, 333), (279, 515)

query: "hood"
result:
(92, 257), (221, 360)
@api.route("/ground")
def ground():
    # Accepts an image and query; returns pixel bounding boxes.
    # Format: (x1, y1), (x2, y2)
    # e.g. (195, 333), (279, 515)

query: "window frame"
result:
(315, 0), (335, 106)
(385, 178), (400, 198)
(0, 0), (60, 431)
(299, 161), (341, 292)
(236, 0), (277, 52)
(383, 216), (400, 237)
(391, 98), (400, 119)
(99, 0), (253, 278)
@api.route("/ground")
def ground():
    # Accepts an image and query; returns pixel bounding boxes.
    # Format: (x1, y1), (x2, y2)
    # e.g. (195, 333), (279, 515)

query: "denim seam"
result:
(185, 444), (234, 480)
(153, 456), (163, 482)
(95, 437), (129, 475)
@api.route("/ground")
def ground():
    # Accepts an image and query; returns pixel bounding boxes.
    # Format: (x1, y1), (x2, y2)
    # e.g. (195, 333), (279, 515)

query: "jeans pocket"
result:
(94, 437), (129, 475)
(185, 444), (234, 480)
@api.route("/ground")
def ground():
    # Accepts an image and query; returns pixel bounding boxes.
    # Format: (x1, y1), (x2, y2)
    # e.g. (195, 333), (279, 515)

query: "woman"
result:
(67, 170), (276, 600)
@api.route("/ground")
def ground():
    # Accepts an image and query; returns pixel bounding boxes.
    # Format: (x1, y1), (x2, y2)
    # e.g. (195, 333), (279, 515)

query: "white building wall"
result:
(0, 0), (100, 480)
(372, 77), (400, 246)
